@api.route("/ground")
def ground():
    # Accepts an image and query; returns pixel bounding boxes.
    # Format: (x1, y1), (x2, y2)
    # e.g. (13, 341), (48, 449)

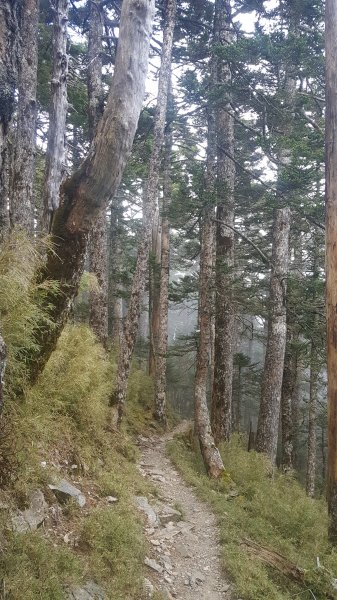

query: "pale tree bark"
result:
(0, 332), (6, 413)
(306, 342), (318, 497)
(108, 198), (123, 345)
(26, 0), (155, 382)
(281, 325), (298, 471)
(10, 0), (39, 234)
(154, 93), (173, 424)
(86, 0), (109, 347)
(194, 109), (225, 479)
(326, 0), (337, 543)
(256, 208), (291, 464)
(113, 0), (176, 425)
(0, 1), (19, 237)
(41, 0), (69, 233)
(149, 205), (161, 377)
(211, 0), (236, 444)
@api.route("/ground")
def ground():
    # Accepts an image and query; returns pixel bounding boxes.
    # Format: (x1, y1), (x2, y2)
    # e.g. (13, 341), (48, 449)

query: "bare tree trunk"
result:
(256, 208), (291, 464)
(41, 0), (69, 233)
(325, 0), (337, 543)
(281, 326), (297, 471)
(212, 0), (236, 444)
(113, 0), (176, 425)
(26, 0), (155, 382)
(306, 344), (318, 497)
(86, 0), (109, 347)
(108, 198), (123, 346)
(154, 95), (173, 424)
(0, 1), (18, 237)
(10, 0), (39, 234)
(0, 332), (6, 413)
(149, 206), (161, 377)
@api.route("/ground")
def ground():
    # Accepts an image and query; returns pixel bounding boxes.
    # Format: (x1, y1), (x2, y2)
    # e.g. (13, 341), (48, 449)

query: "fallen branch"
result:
(241, 538), (305, 583)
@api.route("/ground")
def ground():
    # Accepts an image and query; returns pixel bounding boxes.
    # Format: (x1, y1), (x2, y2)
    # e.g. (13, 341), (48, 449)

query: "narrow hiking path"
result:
(136, 427), (233, 600)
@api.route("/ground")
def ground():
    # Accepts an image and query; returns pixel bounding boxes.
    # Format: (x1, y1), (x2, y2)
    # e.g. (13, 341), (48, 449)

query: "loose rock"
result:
(49, 479), (86, 507)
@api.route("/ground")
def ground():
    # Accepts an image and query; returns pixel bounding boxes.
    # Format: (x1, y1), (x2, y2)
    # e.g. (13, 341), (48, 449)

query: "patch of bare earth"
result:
(136, 427), (233, 600)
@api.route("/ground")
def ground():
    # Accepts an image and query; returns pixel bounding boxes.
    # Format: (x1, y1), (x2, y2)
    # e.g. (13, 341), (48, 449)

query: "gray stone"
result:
(11, 490), (48, 533)
(143, 578), (154, 598)
(156, 503), (182, 524)
(66, 581), (105, 599)
(134, 496), (159, 527)
(106, 496), (118, 503)
(49, 479), (86, 507)
(144, 556), (163, 573)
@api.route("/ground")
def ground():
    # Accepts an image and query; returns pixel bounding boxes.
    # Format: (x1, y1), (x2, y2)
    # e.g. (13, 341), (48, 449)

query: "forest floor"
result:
(137, 424), (233, 600)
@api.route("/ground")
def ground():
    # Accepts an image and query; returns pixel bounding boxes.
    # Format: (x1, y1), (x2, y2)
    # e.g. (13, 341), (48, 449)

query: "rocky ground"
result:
(136, 428), (233, 600)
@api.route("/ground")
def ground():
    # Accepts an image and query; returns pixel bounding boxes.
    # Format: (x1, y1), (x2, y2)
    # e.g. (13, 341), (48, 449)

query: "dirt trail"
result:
(137, 427), (232, 600)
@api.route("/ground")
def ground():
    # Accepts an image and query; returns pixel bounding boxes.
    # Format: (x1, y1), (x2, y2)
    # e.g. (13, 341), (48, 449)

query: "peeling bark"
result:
(149, 206), (161, 377)
(27, 0), (155, 381)
(10, 0), (39, 234)
(108, 198), (123, 345)
(212, 0), (236, 444)
(256, 208), (291, 464)
(113, 0), (176, 425)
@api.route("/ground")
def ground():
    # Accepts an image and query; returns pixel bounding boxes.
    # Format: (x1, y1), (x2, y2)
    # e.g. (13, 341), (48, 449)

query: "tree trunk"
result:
(281, 326), (297, 471)
(113, 0), (176, 425)
(325, 0), (337, 544)
(10, 0), (39, 234)
(87, 0), (108, 347)
(149, 206), (161, 377)
(27, 0), (155, 382)
(306, 343), (318, 497)
(0, 1), (18, 237)
(211, 0), (236, 444)
(0, 332), (6, 414)
(154, 93), (173, 424)
(256, 208), (291, 464)
(108, 198), (123, 345)
(41, 0), (69, 233)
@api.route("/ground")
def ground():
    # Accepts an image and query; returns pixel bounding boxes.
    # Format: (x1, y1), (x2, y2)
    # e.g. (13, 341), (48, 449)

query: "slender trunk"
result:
(211, 0), (236, 444)
(41, 0), (69, 233)
(86, 0), (108, 347)
(26, 0), (155, 382)
(149, 206), (161, 377)
(154, 94), (173, 424)
(326, 0), (337, 544)
(306, 344), (318, 497)
(0, 332), (6, 413)
(10, 0), (39, 234)
(108, 198), (123, 345)
(256, 208), (291, 464)
(281, 326), (297, 470)
(322, 426), (326, 485)
(113, 0), (176, 425)
(235, 365), (242, 433)
(0, 1), (18, 237)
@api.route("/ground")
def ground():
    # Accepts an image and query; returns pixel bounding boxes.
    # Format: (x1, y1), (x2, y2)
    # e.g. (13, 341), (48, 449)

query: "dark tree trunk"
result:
(256, 208), (291, 464)
(212, 0), (236, 444)
(0, 1), (18, 237)
(114, 0), (176, 425)
(41, 0), (69, 233)
(26, 0), (155, 381)
(10, 0), (39, 234)
(325, 0), (337, 543)
(86, 0), (109, 347)
(154, 94), (173, 424)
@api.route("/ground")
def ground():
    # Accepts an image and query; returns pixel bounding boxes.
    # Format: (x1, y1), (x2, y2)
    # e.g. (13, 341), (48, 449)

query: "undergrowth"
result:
(0, 235), (157, 599)
(167, 432), (337, 600)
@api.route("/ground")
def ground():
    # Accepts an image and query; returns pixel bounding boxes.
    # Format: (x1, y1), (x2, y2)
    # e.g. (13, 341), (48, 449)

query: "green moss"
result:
(167, 432), (337, 600)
